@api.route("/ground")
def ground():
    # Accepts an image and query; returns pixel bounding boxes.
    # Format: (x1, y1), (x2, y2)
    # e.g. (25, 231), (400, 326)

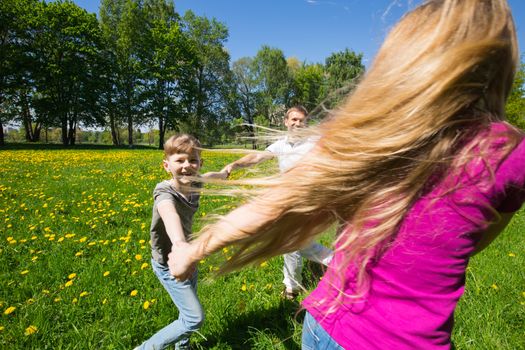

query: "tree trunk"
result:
(158, 116), (165, 150)
(0, 120), (4, 146)
(61, 117), (68, 146)
(127, 115), (133, 147)
(68, 118), (77, 146)
(21, 94), (34, 142)
(33, 122), (42, 142)
(109, 111), (120, 146)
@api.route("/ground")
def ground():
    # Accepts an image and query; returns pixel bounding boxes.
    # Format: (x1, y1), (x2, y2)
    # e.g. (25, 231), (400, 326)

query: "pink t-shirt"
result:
(303, 122), (525, 349)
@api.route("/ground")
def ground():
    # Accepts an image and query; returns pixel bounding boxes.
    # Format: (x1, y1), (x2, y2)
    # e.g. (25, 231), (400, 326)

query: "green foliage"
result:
(506, 61), (525, 130)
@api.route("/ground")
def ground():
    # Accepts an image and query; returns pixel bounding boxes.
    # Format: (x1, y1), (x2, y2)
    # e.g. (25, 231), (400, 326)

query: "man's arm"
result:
(221, 152), (274, 175)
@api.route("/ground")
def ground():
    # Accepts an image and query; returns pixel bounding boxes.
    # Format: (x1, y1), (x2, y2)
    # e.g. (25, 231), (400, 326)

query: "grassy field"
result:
(0, 147), (524, 349)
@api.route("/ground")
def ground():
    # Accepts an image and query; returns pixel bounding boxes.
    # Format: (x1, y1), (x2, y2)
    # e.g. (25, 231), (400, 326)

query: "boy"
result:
(135, 134), (228, 350)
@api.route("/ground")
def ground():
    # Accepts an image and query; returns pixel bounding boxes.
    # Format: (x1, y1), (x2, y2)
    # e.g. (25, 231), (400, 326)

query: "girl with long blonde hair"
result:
(168, 0), (525, 348)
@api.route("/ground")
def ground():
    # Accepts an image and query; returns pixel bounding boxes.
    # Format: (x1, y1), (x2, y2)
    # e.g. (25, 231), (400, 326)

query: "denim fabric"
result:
(302, 311), (344, 350)
(137, 259), (204, 350)
(283, 243), (333, 291)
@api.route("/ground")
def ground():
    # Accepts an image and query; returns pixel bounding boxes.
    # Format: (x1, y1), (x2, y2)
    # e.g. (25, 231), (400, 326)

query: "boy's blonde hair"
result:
(163, 134), (202, 159)
(211, 0), (521, 301)
(285, 106), (308, 119)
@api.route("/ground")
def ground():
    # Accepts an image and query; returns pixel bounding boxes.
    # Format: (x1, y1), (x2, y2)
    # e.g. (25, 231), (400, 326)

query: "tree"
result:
(290, 62), (326, 113)
(180, 10), (232, 145)
(252, 46), (293, 126)
(323, 48), (364, 109)
(33, 1), (106, 145)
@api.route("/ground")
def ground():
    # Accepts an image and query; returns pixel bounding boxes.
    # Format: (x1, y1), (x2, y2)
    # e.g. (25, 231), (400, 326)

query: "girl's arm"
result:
(472, 212), (516, 255)
(167, 200), (278, 280)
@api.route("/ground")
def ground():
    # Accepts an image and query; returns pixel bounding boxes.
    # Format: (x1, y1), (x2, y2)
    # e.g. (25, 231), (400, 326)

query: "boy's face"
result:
(284, 111), (307, 132)
(163, 150), (202, 185)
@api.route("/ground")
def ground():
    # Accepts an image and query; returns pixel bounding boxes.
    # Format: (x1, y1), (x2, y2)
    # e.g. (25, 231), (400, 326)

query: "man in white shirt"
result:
(222, 106), (333, 299)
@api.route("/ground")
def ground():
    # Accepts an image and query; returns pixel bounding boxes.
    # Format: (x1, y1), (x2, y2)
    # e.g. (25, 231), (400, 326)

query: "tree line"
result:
(1, 0), (523, 149)
(0, 0), (366, 148)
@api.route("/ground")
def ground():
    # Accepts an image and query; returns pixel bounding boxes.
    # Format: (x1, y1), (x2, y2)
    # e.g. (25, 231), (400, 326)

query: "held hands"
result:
(168, 241), (197, 281)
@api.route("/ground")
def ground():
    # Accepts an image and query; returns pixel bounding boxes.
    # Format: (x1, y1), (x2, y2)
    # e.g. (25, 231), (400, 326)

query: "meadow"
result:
(0, 147), (524, 349)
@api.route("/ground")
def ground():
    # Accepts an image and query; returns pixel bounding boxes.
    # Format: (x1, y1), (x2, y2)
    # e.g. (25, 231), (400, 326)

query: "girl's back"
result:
(304, 122), (525, 349)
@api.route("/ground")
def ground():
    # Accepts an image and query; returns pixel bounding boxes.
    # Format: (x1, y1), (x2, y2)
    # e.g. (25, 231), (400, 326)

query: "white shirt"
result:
(266, 136), (316, 172)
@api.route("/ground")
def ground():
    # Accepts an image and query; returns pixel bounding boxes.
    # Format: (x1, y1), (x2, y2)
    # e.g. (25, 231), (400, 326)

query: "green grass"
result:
(0, 148), (523, 349)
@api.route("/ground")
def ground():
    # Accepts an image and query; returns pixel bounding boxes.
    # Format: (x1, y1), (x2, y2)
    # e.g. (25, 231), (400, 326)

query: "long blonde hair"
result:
(210, 0), (520, 297)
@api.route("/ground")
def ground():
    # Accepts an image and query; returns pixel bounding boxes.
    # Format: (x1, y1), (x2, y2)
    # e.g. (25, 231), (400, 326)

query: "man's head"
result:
(284, 106), (308, 132)
(163, 134), (202, 184)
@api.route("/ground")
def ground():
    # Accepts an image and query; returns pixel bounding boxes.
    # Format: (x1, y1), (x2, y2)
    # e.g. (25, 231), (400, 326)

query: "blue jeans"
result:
(302, 312), (344, 350)
(137, 259), (204, 350)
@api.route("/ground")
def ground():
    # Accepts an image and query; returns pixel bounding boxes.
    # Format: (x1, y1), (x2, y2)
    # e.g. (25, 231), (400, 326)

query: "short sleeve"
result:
(266, 140), (280, 153)
(153, 182), (176, 205)
(494, 138), (525, 213)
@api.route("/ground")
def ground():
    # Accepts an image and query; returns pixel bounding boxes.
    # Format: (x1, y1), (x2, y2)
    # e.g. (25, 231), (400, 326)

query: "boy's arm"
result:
(472, 212), (516, 255)
(157, 200), (186, 244)
(221, 152), (274, 175)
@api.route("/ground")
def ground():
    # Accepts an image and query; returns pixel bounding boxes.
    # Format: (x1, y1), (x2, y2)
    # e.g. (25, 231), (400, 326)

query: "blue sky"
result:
(74, 0), (525, 66)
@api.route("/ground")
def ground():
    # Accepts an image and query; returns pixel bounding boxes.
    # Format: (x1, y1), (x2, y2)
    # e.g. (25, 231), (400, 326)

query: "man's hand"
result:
(220, 163), (235, 177)
(168, 241), (197, 281)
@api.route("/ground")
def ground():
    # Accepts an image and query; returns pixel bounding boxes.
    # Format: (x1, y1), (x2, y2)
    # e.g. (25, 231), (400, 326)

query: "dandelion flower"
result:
(65, 280), (73, 287)
(508, 253), (516, 257)
(4, 306), (16, 315)
(241, 284), (247, 292)
(103, 271), (110, 277)
(0, 326), (4, 331)
(24, 325), (37, 336)
(54, 297), (61, 303)
(75, 251), (83, 257)
(143, 301), (150, 310)
(68, 273), (77, 279)
(72, 298), (78, 304)
(130, 290), (138, 297)
(260, 261), (268, 268)
(135, 254), (142, 261)
(79, 292), (89, 297)
(140, 263), (149, 270)
(20, 270), (29, 275)
(491, 284), (499, 290)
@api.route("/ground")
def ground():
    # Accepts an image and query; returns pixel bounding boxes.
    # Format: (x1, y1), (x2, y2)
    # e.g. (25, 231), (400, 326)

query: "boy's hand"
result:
(168, 241), (197, 281)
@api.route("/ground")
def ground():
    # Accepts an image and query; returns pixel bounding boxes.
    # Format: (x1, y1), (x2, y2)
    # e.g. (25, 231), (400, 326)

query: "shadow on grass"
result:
(197, 299), (304, 350)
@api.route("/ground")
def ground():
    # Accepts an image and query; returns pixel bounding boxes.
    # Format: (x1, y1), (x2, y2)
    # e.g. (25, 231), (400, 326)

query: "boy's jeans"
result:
(283, 242), (333, 292)
(302, 311), (344, 350)
(137, 259), (204, 350)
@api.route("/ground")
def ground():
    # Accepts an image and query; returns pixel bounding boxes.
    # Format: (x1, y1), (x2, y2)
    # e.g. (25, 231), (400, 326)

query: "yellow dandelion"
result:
(143, 300), (150, 310)
(68, 273), (77, 279)
(79, 291), (89, 297)
(4, 306), (16, 315)
(72, 298), (78, 304)
(130, 290), (138, 297)
(103, 271), (110, 277)
(135, 254), (142, 261)
(241, 283), (247, 292)
(65, 280), (73, 287)
(102, 298), (108, 305)
(0, 326), (4, 331)
(140, 263), (149, 270)
(139, 239), (146, 244)
(54, 297), (61, 303)
(260, 261), (268, 268)
(491, 284), (499, 290)
(42, 290), (50, 294)
(75, 251), (83, 257)
(24, 325), (37, 336)
(20, 270), (29, 275)
(508, 253), (516, 257)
